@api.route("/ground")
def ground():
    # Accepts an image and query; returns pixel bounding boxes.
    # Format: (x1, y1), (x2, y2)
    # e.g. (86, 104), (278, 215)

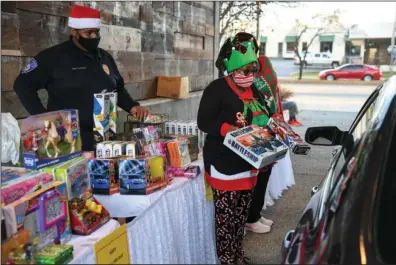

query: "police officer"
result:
(14, 4), (149, 151)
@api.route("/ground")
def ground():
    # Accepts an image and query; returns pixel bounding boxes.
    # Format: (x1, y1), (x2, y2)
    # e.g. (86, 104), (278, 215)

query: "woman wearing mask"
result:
(197, 32), (277, 264)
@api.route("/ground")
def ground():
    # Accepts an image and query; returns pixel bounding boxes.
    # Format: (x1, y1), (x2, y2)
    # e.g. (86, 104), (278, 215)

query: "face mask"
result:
(232, 71), (255, 88)
(77, 35), (101, 53)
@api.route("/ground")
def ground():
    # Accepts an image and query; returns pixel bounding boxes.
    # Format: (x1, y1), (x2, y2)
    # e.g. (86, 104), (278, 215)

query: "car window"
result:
(322, 54), (330, 58)
(314, 53), (321, 58)
(353, 65), (365, 70)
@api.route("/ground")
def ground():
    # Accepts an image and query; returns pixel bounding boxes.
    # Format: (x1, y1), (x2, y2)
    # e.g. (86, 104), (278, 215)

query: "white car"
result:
(294, 52), (343, 69)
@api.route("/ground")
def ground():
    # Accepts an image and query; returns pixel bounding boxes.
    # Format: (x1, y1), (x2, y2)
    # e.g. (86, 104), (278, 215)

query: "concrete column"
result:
(214, 1), (220, 79)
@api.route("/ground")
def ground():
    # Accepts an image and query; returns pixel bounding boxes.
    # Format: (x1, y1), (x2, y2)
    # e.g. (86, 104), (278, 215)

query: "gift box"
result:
(1, 167), (54, 206)
(21, 110), (82, 169)
(33, 244), (73, 264)
(223, 125), (288, 169)
(118, 156), (167, 195)
(3, 182), (71, 249)
(88, 158), (119, 195)
(268, 116), (311, 155)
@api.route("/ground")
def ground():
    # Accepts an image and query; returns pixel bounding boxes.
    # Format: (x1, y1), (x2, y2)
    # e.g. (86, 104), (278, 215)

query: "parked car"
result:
(281, 76), (396, 264)
(294, 52), (343, 69)
(319, 64), (383, 81)
(285, 50), (296, 59)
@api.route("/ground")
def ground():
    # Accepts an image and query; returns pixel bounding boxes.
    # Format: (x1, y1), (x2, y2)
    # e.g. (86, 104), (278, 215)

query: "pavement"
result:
(243, 82), (376, 264)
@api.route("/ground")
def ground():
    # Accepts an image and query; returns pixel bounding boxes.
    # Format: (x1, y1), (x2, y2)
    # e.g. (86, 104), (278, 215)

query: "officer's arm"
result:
(110, 58), (140, 112)
(13, 53), (49, 115)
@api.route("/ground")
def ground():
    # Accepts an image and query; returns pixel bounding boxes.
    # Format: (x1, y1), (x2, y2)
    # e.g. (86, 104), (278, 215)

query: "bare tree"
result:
(292, 10), (342, 80)
(220, 1), (298, 42)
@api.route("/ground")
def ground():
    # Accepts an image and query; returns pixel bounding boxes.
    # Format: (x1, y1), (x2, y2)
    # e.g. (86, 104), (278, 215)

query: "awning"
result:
(260, 36), (267, 42)
(320, 35), (335, 42)
(285, 36), (296, 42)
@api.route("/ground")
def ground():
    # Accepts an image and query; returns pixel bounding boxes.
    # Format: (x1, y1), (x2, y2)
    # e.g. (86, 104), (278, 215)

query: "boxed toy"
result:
(166, 140), (191, 168)
(93, 92), (110, 145)
(166, 165), (201, 179)
(1, 167), (54, 206)
(53, 157), (90, 200)
(2, 181), (71, 249)
(163, 135), (199, 161)
(1, 229), (33, 264)
(125, 113), (169, 137)
(33, 244), (73, 264)
(107, 92), (118, 140)
(223, 125), (288, 169)
(88, 158), (119, 195)
(118, 156), (167, 195)
(268, 115), (311, 155)
(21, 110), (82, 170)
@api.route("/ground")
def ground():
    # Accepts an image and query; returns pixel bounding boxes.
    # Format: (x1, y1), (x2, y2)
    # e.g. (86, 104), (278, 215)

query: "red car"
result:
(319, 64), (382, 81)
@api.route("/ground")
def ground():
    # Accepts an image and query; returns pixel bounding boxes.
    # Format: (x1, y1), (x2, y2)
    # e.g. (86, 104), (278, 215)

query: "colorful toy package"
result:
(88, 158), (119, 195)
(1, 229), (33, 264)
(33, 244), (73, 264)
(125, 113), (169, 137)
(223, 125), (288, 169)
(166, 165), (201, 179)
(93, 92), (110, 145)
(1, 167), (54, 206)
(268, 115), (311, 155)
(118, 156), (168, 195)
(107, 92), (118, 140)
(166, 140), (191, 168)
(21, 110), (82, 170)
(2, 181), (71, 249)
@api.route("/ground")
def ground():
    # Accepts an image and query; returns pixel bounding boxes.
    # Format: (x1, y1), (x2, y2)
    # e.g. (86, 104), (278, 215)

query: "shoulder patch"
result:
(21, 58), (38, 74)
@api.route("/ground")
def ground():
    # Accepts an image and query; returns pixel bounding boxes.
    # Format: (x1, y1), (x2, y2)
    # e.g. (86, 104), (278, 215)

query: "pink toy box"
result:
(21, 110), (82, 170)
(2, 181), (71, 249)
(165, 165), (201, 179)
(1, 167), (54, 206)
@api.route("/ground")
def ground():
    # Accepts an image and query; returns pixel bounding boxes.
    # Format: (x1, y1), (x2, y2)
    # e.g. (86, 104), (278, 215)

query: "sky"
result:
(260, 2), (396, 28)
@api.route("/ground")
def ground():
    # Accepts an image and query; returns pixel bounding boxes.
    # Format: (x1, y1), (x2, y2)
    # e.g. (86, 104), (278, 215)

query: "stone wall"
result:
(1, 1), (216, 119)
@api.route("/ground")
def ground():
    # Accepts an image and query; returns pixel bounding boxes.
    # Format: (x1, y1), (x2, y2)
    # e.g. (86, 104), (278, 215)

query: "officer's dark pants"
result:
(247, 168), (272, 223)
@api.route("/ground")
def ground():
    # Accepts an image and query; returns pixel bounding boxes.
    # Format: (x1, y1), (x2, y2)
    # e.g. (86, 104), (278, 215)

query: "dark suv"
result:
(281, 75), (396, 264)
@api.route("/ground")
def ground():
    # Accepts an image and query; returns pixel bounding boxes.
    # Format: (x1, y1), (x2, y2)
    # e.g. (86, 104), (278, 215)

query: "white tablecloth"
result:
(94, 178), (190, 217)
(68, 219), (120, 264)
(68, 165), (217, 264)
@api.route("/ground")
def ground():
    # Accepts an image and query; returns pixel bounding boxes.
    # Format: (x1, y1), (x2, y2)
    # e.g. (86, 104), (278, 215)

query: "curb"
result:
(278, 78), (383, 86)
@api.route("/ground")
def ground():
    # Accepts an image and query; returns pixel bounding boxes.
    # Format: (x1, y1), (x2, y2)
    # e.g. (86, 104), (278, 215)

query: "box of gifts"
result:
(223, 125), (288, 169)
(88, 158), (119, 195)
(268, 115), (311, 155)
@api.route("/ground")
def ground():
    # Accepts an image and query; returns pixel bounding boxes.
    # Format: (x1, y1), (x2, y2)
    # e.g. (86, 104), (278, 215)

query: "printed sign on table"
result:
(94, 224), (130, 264)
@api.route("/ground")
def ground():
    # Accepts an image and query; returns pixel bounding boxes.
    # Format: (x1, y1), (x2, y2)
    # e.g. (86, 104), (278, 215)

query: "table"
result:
(94, 178), (190, 217)
(68, 163), (217, 264)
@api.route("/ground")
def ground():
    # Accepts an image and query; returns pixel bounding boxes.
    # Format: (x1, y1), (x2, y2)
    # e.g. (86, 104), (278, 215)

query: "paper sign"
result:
(94, 224), (130, 264)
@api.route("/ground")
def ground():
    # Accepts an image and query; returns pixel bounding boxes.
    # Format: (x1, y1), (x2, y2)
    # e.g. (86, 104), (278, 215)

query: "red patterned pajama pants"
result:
(212, 188), (253, 264)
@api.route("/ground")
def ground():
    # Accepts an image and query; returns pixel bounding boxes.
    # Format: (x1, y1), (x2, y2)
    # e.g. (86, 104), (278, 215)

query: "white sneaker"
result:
(245, 221), (271, 234)
(259, 217), (273, 227)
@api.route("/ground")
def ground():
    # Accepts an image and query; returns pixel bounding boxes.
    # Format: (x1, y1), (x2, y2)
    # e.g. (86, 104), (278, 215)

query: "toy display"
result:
(20, 110), (82, 169)
(1, 229), (34, 264)
(164, 135), (199, 161)
(2, 182), (71, 249)
(1, 168), (54, 206)
(93, 92), (110, 145)
(33, 244), (73, 264)
(268, 115), (311, 155)
(96, 141), (136, 158)
(118, 156), (167, 195)
(68, 195), (110, 235)
(223, 125), (289, 169)
(107, 92), (118, 140)
(88, 158), (119, 195)
(166, 165), (201, 179)
(165, 120), (206, 151)
(125, 113), (169, 136)
(166, 140), (192, 168)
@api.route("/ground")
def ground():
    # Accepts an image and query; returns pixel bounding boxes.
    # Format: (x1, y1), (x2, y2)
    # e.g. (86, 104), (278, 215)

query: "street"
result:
(243, 82), (378, 263)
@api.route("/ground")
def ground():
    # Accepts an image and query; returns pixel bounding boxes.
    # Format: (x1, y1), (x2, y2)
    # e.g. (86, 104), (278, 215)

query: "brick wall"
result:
(1, 1), (216, 119)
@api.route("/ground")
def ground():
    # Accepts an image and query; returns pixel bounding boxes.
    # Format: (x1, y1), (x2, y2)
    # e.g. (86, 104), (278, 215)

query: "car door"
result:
(321, 53), (331, 66)
(311, 53), (322, 65)
(336, 65), (354, 79)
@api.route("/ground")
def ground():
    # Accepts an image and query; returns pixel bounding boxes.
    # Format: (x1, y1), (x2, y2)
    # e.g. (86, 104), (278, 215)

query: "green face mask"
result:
(223, 41), (258, 73)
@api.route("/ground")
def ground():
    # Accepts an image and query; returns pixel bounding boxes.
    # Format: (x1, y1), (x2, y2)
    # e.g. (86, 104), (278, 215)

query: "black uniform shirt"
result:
(14, 36), (140, 150)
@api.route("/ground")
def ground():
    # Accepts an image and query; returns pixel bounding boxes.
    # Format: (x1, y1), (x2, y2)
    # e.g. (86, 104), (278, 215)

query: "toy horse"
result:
(44, 120), (76, 158)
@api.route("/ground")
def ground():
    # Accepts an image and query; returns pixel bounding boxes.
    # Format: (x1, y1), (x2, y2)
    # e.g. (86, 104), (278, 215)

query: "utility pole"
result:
(390, 1), (396, 73)
(256, 2), (261, 42)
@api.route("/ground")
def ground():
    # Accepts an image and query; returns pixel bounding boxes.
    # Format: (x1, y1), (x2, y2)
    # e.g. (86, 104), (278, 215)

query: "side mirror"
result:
(305, 126), (346, 146)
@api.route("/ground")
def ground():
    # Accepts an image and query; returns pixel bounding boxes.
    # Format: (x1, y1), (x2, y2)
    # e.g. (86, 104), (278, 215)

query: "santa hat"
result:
(68, 4), (101, 29)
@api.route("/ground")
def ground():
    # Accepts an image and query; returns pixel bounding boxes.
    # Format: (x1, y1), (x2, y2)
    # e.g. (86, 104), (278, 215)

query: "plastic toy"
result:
(21, 110), (82, 169)
(33, 244), (73, 264)
(1, 229), (33, 264)
(1, 168), (54, 206)
(119, 156), (168, 195)
(88, 158), (119, 195)
(223, 125), (289, 169)
(68, 196), (110, 235)
(2, 182), (71, 250)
